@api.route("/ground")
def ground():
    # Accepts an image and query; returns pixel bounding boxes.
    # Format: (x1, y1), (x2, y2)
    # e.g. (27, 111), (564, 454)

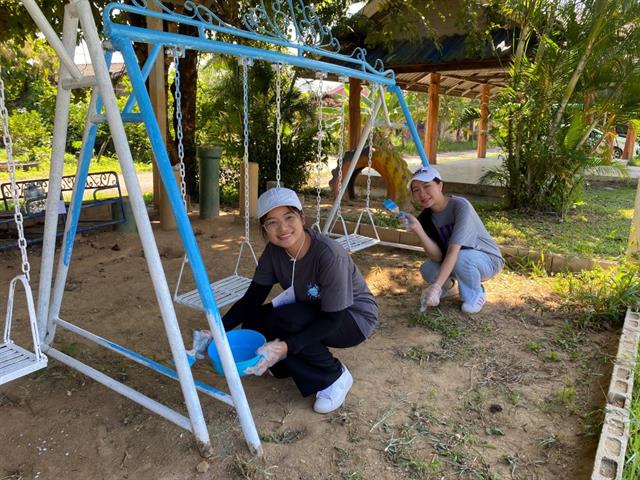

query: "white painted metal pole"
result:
(38, 5), (79, 344)
(55, 317), (234, 406)
(323, 94), (383, 233)
(20, 0), (84, 80)
(73, 0), (212, 454)
(45, 347), (193, 431)
(204, 310), (263, 455)
(47, 90), (100, 342)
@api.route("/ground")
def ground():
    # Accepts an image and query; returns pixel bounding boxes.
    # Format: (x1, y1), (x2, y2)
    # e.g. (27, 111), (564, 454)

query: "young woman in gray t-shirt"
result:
(222, 187), (378, 414)
(403, 166), (504, 314)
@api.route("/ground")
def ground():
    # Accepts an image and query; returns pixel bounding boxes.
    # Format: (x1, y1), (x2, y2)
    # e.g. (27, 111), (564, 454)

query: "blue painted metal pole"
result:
(390, 84), (430, 167)
(123, 43), (162, 115)
(116, 38), (262, 454)
(116, 40), (219, 318)
(102, 3), (393, 79)
(109, 24), (396, 88)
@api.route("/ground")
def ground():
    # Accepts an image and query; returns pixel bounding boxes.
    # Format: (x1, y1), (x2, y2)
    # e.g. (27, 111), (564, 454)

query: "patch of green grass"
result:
(411, 309), (463, 340)
(476, 185), (635, 259)
(259, 428), (305, 444)
(0, 148), (153, 182)
(526, 341), (542, 354)
(383, 426), (442, 478)
(547, 351), (560, 362)
(554, 262), (640, 329)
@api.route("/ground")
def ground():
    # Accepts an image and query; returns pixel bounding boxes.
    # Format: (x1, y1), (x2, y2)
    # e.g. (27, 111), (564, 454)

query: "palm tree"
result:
(489, 0), (640, 214)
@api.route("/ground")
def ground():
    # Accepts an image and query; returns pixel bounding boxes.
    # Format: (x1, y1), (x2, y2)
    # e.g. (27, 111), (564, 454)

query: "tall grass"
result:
(554, 262), (640, 329)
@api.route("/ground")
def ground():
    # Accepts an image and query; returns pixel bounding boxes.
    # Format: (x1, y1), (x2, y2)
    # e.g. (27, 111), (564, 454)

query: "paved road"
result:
(123, 147), (639, 196)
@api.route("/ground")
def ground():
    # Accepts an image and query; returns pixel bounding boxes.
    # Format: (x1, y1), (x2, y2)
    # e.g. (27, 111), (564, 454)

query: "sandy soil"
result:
(0, 207), (617, 480)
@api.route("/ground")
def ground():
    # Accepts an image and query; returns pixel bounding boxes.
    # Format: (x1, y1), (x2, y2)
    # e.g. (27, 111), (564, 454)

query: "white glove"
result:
(191, 330), (212, 360)
(245, 340), (288, 376)
(420, 284), (441, 311)
(401, 212), (419, 232)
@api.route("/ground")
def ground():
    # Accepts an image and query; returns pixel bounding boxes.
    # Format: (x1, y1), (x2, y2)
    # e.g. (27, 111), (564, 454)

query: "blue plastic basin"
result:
(207, 329), (266, 377)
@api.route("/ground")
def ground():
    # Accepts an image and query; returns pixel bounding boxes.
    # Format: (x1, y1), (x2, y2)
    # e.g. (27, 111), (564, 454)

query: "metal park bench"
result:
(0, 171), (126, 250)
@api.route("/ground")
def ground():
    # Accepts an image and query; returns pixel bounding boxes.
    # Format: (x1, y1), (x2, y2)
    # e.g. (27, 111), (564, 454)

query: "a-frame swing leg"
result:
(34, 0), (221, 456)
(36, 6), (79, 344)
(115, 37), (262, 455)
(323, 94), (383, 234)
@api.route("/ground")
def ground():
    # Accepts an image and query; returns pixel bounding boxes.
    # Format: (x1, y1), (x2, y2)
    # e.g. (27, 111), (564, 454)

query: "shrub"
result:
(7, 109), (51, 159)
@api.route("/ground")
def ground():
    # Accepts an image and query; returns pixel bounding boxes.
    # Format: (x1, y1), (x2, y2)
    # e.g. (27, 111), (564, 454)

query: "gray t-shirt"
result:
(253, 228), (378, 338)
(423, 195), (502, 260)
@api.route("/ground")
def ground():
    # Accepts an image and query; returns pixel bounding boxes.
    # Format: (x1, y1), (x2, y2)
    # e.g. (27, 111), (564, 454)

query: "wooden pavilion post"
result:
(423, 73), (440, 164)
(348, 78), (362, 150)
(147, 4), (167, 217)
(628, 183), (640, 260)
(623, 122), (637, 161)
(477, 84), (490, 158)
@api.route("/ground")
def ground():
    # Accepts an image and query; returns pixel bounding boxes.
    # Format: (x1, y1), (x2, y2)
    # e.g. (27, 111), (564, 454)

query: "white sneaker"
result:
(313, 365), (353, 414)
(461, 286), (486, 314)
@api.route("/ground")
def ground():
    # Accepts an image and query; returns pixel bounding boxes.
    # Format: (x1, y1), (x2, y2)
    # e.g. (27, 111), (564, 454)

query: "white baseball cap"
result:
(407, 166), (442, 189)
(257, 187), (303, 218)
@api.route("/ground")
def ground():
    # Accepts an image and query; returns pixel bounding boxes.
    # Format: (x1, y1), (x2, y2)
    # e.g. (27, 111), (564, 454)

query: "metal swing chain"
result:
(335, 76), (348, 217)
(272, 63), (283, 188)
(0, 70), (30, 280)
(170, 47), (187, 209)
(241, 58), (252, 241)
(364, 83), (378, 211)
(314, 71), (327, 228)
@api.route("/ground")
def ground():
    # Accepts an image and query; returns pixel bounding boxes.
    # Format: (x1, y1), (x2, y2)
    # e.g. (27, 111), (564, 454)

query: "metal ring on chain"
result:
(0, 69), (31, 280)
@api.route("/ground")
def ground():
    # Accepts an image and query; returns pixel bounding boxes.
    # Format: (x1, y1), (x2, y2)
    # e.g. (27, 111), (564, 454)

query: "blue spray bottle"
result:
(383, 199), (410, 230)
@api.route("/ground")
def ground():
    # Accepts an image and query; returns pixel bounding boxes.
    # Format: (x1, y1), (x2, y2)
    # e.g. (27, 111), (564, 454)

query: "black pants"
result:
(241, 303), (365, 397)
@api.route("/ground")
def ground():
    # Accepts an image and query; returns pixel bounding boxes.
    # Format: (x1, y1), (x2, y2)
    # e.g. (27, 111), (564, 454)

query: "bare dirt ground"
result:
(0, 207), (618, 480)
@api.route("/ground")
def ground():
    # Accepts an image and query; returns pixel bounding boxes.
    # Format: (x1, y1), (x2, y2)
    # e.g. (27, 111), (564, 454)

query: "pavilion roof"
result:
(332, 0), (515, 98)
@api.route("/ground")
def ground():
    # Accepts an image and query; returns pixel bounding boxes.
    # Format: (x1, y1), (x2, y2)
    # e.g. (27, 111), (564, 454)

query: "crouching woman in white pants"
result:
(403, 166), (503, 314)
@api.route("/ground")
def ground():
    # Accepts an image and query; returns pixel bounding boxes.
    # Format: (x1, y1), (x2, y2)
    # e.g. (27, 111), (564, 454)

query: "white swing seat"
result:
(1, 275), (48, 385)
(0, 342), (47, 385)
(334, 233), (380, 253)
(175, 274), (253, 312)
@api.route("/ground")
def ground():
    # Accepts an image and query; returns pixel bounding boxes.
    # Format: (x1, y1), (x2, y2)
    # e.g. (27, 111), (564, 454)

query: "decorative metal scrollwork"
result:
(243, 0), (341, 51)
(129, 0), (230, 29)
(105, 0), (393, 76)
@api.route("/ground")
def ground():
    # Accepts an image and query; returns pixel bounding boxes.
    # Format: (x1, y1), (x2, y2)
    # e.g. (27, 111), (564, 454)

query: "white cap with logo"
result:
(257, 187), (303, 218)
(407, 165), (442, 189)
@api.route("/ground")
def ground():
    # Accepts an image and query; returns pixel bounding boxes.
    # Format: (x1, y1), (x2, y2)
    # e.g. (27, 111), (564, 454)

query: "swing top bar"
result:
(103, 0), (396, 86)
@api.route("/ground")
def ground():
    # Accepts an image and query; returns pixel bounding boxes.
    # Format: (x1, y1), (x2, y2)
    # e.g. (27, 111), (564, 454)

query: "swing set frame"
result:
(12, 0), (430, 456)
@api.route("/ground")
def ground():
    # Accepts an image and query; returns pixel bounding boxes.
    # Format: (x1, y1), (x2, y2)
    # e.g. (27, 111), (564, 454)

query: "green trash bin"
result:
(198, 146), (222, 219)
